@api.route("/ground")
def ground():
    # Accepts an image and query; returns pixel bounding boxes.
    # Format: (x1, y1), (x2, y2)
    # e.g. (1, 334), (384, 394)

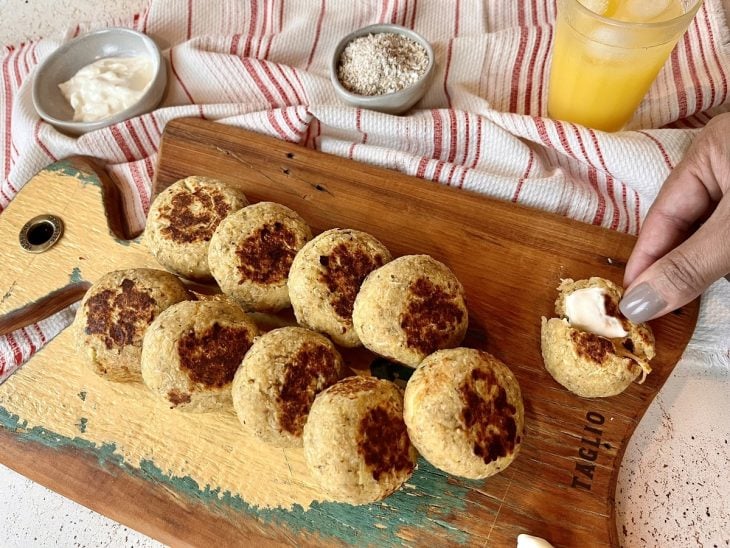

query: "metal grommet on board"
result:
(19, 214), (64, 253)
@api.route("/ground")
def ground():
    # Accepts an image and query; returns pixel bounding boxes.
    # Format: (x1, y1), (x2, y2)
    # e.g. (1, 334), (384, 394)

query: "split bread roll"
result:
(403, 348), (524, 480)
(541, 277), (656, 398)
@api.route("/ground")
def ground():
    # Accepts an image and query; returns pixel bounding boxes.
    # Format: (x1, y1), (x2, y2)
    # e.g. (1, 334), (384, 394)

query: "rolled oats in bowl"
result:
(330, 23), (435, 114)
(337, 32), (429, 96)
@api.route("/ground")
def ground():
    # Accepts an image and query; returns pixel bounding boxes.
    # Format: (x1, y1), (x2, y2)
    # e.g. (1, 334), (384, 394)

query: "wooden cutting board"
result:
(0, 118), (699, 547)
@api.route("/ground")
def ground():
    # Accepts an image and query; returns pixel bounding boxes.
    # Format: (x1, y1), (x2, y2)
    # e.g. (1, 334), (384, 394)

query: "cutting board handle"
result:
(0, 157), (154, 332)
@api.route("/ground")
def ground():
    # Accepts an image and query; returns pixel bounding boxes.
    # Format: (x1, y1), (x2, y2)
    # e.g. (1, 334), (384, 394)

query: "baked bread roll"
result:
(303, 376), (417, 504)
(288, 228), (391, 347)
(352, 255), (468, 367)
(145, 176), (248, 281)
(75, 268), (190, 382)
(541, 277), (656, 398)
(141, 299), (258, 412)
(232, 326), (345, 447)
(403, 348), (524, 480)
(209, 202), (311, 312)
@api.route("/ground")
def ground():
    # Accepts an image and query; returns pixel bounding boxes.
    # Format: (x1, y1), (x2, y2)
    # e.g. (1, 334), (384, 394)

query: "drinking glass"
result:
(548, 0), (703, 132)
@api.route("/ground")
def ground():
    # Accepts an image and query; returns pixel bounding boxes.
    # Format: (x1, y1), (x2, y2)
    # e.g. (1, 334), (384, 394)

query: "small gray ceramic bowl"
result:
(330, 24), (435, 115)
(32, 28), (167, 135)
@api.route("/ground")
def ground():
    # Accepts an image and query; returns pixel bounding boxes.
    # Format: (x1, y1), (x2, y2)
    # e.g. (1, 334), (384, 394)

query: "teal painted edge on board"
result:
(47, 160), (102, 188)
(69, 267), (83, 284)
(0, 406), (473, 545)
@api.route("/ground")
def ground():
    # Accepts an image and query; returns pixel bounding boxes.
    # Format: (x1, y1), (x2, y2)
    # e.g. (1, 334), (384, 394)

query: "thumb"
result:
(619, 198), (730, 323)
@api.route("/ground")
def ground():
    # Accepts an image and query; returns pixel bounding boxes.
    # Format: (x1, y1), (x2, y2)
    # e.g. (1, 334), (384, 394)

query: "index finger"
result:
(624, 166), (713, 287)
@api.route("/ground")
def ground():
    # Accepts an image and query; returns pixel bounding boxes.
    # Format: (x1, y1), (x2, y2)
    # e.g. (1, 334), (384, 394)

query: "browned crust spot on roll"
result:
(603, 293), (620, 318)
(319, 243), (386, 320)
(84, 278), (157, 350)
(326, 376), (381, 397)
(235, 222), (298, 284)
(571, 331), (613, 365)
(159, 187), (232, 243)
(177, 323), (252, 388)
(358, 406), (415, 481)
(603, 292), (632, 333)
(622, 338), (635, 353)
(459, 365), (519, 464)
(277, 342), (341, 436)
(167, 389), (192, 406)
(400, 277), (464, 355)
(638, 328), (653, 347)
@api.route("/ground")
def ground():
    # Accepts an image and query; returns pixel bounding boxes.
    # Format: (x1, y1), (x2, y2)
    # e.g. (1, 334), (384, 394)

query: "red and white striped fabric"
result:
(1, 0), (729, 384)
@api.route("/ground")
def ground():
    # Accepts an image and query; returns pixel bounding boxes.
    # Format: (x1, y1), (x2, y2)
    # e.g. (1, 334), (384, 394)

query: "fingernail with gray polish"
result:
(619, 283), (667, 323)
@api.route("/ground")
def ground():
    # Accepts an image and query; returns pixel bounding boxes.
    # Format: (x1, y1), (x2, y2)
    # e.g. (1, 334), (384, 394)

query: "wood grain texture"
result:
(0, 119), (699, 547)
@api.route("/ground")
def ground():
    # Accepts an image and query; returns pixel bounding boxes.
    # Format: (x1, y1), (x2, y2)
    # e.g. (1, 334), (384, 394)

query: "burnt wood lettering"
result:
(571, 411), (606, 491)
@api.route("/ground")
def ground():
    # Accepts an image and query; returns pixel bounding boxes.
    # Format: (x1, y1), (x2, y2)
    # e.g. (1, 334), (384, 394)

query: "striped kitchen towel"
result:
(1, 0), (729, 383)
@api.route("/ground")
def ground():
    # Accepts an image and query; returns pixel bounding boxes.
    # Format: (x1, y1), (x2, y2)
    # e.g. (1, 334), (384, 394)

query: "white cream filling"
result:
(565, 287), (627, 339)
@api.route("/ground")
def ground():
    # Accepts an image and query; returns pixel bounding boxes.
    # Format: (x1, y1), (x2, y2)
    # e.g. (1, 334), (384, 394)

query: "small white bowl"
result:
(32, 28), (167, 135)
(330, 24), (435, 115)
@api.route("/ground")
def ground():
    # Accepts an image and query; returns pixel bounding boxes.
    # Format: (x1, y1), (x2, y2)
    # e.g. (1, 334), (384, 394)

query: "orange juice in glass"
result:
(548, 0), (703, 132)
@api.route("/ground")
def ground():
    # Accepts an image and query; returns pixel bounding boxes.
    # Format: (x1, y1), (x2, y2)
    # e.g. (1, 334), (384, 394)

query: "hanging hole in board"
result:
(19, 214), (64, 253)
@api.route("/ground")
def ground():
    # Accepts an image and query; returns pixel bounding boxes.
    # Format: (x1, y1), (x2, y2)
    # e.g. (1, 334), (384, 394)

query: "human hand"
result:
(619, 112), (730, 323)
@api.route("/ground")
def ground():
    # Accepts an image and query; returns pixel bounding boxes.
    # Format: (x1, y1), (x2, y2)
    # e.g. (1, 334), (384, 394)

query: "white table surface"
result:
(1, 1), (729, 547)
